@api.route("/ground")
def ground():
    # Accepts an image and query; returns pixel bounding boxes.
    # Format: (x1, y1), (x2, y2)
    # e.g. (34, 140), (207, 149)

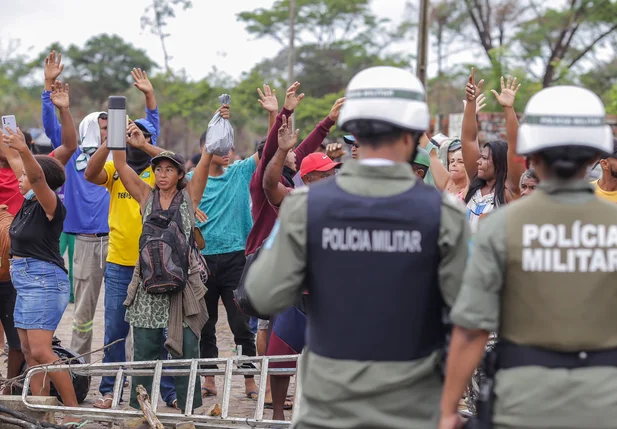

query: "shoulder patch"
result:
(141, 171), (151, 179)
(263, 219), (280, 250)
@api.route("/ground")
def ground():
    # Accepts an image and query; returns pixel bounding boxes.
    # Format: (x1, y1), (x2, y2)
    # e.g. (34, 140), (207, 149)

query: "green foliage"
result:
(607, 84), (617, 116)
(238, 0), (375, 46)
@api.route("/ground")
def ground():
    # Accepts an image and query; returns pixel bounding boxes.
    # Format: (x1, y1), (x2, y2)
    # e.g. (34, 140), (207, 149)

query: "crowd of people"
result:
(0, 48), (616, 429)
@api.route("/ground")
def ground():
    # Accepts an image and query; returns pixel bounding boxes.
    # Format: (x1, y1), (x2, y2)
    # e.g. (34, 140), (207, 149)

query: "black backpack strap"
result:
(151, 188), (162, 213)
(168, 189), (184, 213)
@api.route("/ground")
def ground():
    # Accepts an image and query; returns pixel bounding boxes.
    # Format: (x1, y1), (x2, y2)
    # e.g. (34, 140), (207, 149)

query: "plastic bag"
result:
(205, 94), (235, 156)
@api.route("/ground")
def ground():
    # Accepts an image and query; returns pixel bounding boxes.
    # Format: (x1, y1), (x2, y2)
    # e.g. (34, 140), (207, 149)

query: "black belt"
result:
(69, 232), (109, 237)
(498, 341), (617, 370)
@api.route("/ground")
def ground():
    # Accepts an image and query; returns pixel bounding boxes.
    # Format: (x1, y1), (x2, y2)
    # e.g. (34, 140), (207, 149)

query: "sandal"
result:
(171, 399), (179, 410)
(246, 391), (259, 401)
(201, 387), (217, 397)
(264, 398), (293, 410)
(93, 394), (113, 409)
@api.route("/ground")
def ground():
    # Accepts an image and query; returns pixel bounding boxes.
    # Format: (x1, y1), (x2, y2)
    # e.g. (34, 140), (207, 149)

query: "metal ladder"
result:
(22, 353), (302, 428)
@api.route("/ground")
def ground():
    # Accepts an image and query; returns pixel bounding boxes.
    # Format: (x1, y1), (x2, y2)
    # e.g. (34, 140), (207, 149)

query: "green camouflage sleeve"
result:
(438, 193), (472, 307)
(245, 188), (308, 315)
(450, 208), (507, 332)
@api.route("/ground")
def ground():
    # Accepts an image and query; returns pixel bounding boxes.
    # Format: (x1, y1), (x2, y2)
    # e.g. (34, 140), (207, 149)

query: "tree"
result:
(516, 0), (617, 87)
(141, 0), (192, 75)
(238, 0), (408, 97)
(399, 0), (467, 76)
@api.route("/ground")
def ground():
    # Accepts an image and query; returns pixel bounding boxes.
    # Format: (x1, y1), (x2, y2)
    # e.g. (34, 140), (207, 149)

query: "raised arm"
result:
(2, 128), (58, 219)
(428, 144), (453, 192)
(84, 142), (110, 185)
(253, 82), (302, 188)
(42, 51), (64, 147)
(491, 75), (524, 200)
(461, 68), (484, 179)
(257, 84), (279, 136)
(292, 98), (343, 167)
(187, 147), (213, 211)
(264, 115), (299, 207)
(112, 123), (152, 205)
(0, 130), (23, 179)
(132, 68), (157, 112)
(48, 81), (77, 166)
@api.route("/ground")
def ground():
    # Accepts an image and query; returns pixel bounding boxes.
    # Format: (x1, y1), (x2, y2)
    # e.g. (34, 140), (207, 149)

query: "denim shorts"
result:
(10, 258), (70, 331)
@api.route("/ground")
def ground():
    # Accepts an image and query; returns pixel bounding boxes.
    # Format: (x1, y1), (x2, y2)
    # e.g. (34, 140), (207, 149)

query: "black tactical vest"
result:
(305, 178), (445, 361)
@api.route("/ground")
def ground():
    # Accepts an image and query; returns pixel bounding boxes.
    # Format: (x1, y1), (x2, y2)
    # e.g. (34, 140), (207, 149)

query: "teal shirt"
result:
(186, 157), (257, 255)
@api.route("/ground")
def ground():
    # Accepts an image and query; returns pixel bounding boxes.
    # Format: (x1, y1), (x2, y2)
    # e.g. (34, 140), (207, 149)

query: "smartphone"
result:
(1, 115), (17, 134)
(126, 115), (129, 128)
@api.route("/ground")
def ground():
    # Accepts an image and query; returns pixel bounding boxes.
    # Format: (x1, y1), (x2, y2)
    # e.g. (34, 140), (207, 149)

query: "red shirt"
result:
(245, 109), (335, 256)
(0, 167), (23, 216)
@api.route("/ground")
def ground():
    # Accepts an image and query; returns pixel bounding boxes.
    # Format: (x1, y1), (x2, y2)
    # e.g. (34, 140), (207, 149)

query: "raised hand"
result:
(126, 122), (147, 149)
(463, 93), (487, 114)
(131, 68), (154, 95)
(465, 67), (484, 103)
(326, 143), (346, 159)
(278, 115), (299, 152)
(257, 84), (279, 113)
(283, 81), (305, 111)
(44, 50), (64, 82)
(50, 81), (70, 109)
(1, 127), (29, 154)
(328, 97), (346, 122)
(491, 75), (521, 108)
(219, 104), (231, 120)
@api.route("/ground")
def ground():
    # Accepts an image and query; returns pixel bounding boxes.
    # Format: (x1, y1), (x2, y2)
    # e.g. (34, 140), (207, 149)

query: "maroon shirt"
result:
(245, 108), (335, 255)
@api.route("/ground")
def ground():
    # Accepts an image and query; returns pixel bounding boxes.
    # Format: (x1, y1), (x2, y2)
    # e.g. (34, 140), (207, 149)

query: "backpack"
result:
(139, 189), (192, 295)
(0, 207), (13, 282)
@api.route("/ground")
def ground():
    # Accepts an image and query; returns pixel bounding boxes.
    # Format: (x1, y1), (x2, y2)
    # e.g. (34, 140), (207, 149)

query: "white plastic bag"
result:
(205, 94), (234, 156)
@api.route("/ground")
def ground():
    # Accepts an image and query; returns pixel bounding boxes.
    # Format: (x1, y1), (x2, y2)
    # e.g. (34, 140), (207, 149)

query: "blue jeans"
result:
(99, 263), (176, 405)
(249, 317), (258, 335)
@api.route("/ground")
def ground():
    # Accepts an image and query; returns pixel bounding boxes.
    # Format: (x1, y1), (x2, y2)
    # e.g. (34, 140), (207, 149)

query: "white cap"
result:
(518, 86), (613, 156)
(338, 66), (430, 135)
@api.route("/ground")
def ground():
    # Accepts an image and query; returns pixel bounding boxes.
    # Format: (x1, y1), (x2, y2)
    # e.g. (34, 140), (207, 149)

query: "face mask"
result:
(24, 189), (35, 200)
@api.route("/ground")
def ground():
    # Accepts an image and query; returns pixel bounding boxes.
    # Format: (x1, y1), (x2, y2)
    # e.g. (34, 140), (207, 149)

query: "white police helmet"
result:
(338, 66), (430, 135)
(518, 86), (613, 156)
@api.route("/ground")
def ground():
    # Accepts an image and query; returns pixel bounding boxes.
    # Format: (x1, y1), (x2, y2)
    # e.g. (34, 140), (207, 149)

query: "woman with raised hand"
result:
(0, 127), (80, 424)
(113, 122), (210, 413)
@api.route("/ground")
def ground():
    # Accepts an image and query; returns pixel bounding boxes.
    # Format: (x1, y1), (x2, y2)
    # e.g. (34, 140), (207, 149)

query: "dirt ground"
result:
(2, 284), (295, 428)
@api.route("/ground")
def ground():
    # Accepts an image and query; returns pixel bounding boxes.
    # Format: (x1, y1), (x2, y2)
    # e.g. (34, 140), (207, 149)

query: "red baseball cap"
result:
(300, 153), (341, 176)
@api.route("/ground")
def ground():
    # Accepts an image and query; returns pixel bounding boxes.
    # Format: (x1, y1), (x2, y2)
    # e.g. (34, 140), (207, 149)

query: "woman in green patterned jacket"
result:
(112, 122), (211, 413)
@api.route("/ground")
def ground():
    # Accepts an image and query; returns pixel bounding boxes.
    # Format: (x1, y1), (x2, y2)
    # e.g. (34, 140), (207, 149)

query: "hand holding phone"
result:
(1, 115), (17, 135)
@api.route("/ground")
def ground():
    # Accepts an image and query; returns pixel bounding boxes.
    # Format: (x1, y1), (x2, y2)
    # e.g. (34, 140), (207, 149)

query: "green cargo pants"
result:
(130, 326), (202, 412)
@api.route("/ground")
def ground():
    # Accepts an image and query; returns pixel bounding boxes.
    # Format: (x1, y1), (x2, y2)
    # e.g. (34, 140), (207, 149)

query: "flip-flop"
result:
(201, 387), (217, 397)
(93, 395), (113, 409)
(264, 398), (293, 410)
(246, 391), (259, 401)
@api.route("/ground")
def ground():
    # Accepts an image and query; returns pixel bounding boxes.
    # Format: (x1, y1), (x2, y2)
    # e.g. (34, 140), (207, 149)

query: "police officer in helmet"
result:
(245, 66), (471, 429)
(439, 86), (617, 429)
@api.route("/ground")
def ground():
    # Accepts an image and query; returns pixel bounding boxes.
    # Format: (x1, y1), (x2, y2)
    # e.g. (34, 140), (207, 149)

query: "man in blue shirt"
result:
(186, 109), (260, 399)
(42, 51), (110, 362)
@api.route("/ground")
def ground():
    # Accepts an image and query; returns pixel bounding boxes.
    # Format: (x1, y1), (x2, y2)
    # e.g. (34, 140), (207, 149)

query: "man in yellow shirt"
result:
(593, 139), (617, 203)
(85, 126), (167, 408)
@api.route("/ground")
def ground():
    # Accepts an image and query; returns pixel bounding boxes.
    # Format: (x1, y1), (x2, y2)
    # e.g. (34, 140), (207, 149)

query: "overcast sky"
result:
(0, 0), (421, 82)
